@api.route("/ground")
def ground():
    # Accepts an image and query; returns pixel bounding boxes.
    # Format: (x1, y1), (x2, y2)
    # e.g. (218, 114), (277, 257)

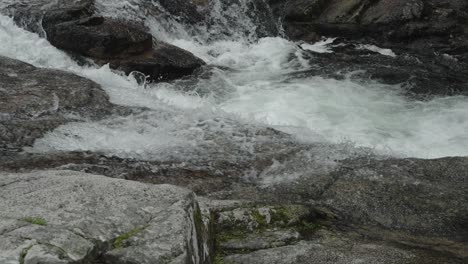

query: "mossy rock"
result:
(113, 226), (147, 249)
(217, 205), (311, 231)
(215, 204), (321, 257)
(22, 217), (47, 226)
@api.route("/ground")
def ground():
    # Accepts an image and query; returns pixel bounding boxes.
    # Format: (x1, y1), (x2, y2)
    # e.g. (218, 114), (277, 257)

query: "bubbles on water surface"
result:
(1, 0), (468, 160)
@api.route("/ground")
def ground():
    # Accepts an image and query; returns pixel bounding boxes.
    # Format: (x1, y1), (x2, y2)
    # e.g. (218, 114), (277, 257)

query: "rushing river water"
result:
(1, 0), (468, 159)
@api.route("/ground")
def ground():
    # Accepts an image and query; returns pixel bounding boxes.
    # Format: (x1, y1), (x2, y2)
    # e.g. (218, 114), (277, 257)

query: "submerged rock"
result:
(0, 170), (212, 264)
(0, 56), (112, 150)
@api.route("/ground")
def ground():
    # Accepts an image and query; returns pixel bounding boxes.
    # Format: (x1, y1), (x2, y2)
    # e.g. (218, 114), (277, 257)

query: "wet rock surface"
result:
(0, 125), (306, 194)
(296, 40), (468, 97)
(0, 56), (112, 150)
(46, 17), (153, 59)
(108, 41), (206, 83)
(3, 0), (95, 35)
(93, 0), (279, 39)
(2, 0), (206, 83)
(273, 0), (468, 47)
(0, 170), (211, 264)
(271, 0), (468, 97)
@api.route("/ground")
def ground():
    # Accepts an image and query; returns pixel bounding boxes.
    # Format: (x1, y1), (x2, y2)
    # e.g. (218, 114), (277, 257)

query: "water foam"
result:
(1, 0), (468, 159)
(357, 44), (397, 57)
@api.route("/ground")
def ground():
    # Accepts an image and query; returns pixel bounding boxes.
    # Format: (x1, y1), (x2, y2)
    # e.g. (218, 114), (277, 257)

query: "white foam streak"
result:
(31, 113), (206, 160)
(357, 44), (397, 57)
(300, 38), (336, 53)
(0, 15), (76, 69)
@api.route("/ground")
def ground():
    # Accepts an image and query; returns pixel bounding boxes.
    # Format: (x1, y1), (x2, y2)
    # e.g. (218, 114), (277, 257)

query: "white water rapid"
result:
(1, 0), (468, 159)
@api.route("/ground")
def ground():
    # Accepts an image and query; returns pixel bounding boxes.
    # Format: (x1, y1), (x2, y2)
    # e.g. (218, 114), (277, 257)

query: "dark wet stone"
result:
(274, 0), (468, 46)
(0, 56), (112, 149)
(3, 0), (206, 82)
(109, 41), (206, 83)
(46, 17), (153, 59)
(294, 40), (468, 97)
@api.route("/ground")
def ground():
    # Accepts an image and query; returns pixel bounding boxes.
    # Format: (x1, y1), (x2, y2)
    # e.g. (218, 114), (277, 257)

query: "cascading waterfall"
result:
(1, 0), (468, 159)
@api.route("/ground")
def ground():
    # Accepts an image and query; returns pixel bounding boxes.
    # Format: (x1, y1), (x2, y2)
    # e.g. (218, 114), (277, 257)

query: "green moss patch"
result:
(22, 217), (47, 226)
(214, 205), (324, 258)
(113, 226), (146, 249)
(251, 210), (267, 227)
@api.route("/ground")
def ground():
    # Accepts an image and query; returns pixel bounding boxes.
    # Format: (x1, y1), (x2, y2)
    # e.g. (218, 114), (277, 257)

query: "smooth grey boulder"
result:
(0, 56), (112, 150)
(0, 170), (211, 264)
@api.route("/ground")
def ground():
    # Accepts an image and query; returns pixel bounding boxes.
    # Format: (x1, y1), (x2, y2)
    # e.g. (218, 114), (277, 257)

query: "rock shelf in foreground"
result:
(0, 170), (211, 264)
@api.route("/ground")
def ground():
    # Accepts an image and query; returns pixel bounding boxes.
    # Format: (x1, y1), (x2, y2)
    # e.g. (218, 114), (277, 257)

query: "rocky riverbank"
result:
(1, 0), (468, 263)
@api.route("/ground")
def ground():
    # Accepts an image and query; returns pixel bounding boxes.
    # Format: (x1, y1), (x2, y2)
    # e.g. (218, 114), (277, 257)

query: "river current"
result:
(1, 0), (468, 159)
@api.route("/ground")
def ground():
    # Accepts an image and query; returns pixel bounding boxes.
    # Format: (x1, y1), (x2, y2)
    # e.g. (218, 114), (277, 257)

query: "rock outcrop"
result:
(269, 0), (468, 96)
(0, 56), (112, 150)
(274, 0), (468, 50)
(218, 156), (468, 262)
(296, 40), (468, 97)
(1, 147), (467, 262)
(0, 170), (212, 264)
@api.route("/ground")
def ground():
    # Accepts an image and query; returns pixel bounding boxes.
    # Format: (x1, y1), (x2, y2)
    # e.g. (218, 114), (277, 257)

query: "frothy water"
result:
(1, 0), (468, 159)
